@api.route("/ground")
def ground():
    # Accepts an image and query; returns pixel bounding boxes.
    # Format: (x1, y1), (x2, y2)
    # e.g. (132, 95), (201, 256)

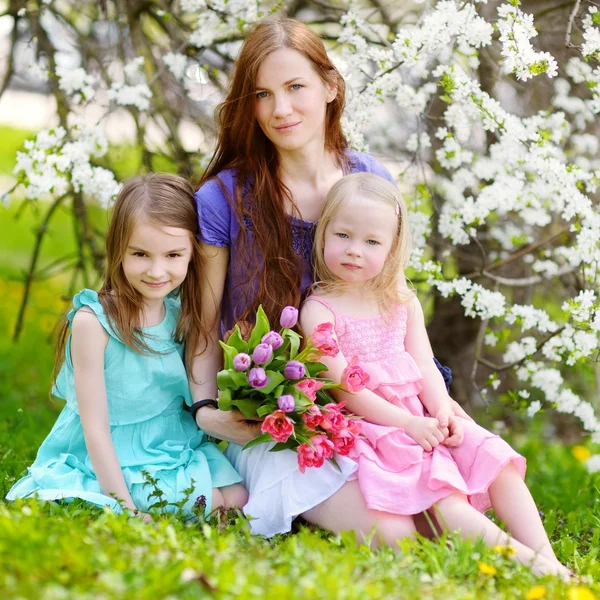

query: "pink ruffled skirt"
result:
(349, 381), (526, 515)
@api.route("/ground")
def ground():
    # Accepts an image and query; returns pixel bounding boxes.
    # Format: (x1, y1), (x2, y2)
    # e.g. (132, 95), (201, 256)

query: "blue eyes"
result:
(256, 84), (304, 99)
(334, 233), (379, 245)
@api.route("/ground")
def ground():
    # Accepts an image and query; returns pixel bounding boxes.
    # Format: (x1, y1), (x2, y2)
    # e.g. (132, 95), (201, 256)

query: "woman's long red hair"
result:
(199, 17), (348, 324)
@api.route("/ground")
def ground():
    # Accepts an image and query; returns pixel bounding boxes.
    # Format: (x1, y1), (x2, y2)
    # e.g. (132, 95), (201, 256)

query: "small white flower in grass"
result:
(586, 455), (600, 473)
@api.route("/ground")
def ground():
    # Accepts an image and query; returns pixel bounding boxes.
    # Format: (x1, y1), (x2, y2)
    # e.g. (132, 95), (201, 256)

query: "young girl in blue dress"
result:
(7, 174), (247, 519)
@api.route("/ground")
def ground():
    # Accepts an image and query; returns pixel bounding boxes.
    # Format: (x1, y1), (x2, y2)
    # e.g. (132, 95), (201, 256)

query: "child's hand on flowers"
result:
(404, 415), (446, 451)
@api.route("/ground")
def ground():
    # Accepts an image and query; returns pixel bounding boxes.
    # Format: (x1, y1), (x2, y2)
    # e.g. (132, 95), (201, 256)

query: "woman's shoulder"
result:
(194, 168), (238, 207)
(345, 149), (395, 184)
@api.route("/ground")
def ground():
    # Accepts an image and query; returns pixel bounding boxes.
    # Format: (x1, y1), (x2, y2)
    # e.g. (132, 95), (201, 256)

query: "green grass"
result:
(1, 130), (599, 598)
(1, 278), (599, 599)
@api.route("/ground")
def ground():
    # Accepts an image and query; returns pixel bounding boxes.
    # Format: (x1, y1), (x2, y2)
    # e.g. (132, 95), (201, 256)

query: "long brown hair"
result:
(53, 174), (206, 384)
(199, 17), (348, 323)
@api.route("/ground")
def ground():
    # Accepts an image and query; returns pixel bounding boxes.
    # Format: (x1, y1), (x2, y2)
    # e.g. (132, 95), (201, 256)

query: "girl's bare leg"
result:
(219, 483), (249, 509)
(302, 480), (417, 548)
(434, 493), (570, 578)
(488, 463), (559, 563)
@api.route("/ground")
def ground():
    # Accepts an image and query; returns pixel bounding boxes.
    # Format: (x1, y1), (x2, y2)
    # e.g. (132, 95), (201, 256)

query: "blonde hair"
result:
(313, 172), (413, 308)
(54, 173), (207, 384)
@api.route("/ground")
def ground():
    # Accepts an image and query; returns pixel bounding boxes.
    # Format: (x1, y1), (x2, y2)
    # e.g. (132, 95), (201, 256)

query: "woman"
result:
(191, 17), (465, 542)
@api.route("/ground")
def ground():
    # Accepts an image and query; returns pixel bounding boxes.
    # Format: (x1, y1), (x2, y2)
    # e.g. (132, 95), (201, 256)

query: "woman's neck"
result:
(278, 141), (338, 187)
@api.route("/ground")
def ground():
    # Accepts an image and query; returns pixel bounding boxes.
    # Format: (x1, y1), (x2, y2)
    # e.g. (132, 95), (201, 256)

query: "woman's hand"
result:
(404, 415), (446, 452)
(196, 406), (262, 446)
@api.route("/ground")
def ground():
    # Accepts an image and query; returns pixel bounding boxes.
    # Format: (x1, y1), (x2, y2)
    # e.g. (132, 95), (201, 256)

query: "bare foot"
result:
(530, 555), (572, 581)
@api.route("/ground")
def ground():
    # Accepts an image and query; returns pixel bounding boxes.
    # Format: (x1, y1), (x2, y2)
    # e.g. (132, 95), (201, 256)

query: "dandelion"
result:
(567, 587), (596, 600)
(493, 544), (517, 557)
(526, 586), (547, 600)
(572, 445), (592, 462)
(478, 562), (497, 576)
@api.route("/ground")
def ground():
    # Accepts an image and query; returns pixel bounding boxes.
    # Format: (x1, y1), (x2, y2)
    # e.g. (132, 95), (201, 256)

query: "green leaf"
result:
(294, 395), (313, 408)
(273, 384), (285, 398)
(248, 305), (271, 348)
(231, 398), (263, 418)
(282, 328), (301, 358)
(219, 341), (238, 370)
(217, 369), (248, 391)
(269, 439), (298, 452)
(257, 404), (275, 418)
(241, 432), (272, 450)
(259, 371), (286, 395)
(218, 388), (233, 411)
(225, 325), (249, 353)
(305, 361), (328, 377)
(217, 370), (240, 391)
(327, 456), (341, 472)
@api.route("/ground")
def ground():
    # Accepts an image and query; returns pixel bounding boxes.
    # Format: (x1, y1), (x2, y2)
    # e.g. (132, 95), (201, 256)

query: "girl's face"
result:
(122, 220), (193, 305)
(254, 47), (337, 154)
(323, 195), (398, 285)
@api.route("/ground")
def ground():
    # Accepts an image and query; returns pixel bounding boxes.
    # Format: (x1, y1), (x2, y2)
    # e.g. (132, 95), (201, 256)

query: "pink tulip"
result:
(310, 322), (339, 357)
(261, 410), (295, 443)
(320, 403), (346, 433)
(297, 435), (334, 472)
(331, 428), (358, 456)
(301, 405), (324, 431)
(295, 378), (325, 402)
(341, 357), (371, 392)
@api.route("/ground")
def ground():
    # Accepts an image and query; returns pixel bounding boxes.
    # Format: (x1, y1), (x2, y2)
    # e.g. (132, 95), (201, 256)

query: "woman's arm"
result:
(71, 310), (137, 512)
(190, 243), (261, 445)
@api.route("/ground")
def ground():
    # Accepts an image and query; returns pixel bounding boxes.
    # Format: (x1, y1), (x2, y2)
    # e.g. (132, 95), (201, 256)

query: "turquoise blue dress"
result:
(6, 289), (242, 516)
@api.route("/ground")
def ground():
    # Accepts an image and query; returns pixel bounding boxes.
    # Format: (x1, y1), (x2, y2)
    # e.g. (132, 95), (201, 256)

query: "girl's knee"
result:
(221, 483), (249, 509)
(212, 487), (225, 510)
(434, 492), (468, 515)
(373, 514), (417, 549)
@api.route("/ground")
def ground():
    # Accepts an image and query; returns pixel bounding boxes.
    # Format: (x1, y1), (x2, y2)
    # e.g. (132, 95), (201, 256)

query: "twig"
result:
(13, 194), (68, 342)
(476, 264), (578, 287)
(566, 0), (583, 47)
(477, 326), (566, 373)
(464, 225), (571, 277)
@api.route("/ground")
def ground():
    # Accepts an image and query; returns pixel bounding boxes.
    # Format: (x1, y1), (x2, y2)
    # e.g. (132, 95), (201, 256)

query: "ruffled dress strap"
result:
(66, 288), (121, 340)
(303, 295), (345, 336)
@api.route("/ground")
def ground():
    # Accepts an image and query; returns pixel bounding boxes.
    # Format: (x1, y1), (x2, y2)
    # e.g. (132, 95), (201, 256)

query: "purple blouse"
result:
(195, 150), (395, 331)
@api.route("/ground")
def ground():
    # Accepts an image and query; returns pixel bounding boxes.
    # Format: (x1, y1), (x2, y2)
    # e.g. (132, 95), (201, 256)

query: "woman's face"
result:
(254, 47), (337, 154)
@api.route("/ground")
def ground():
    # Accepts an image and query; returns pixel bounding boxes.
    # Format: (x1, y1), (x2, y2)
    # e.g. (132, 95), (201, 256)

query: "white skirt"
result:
(225, 442), (357, 538)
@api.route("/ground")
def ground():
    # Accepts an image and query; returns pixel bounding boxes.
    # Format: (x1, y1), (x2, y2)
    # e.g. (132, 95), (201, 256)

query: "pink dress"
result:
(305, 296), (526, 516)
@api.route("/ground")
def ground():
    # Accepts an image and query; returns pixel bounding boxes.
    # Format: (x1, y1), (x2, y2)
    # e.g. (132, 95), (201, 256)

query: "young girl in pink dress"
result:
(300, 172), (570, 578)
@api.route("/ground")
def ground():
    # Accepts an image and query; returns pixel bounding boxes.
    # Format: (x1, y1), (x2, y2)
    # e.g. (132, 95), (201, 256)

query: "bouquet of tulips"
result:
(217, 305), (367, 471)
